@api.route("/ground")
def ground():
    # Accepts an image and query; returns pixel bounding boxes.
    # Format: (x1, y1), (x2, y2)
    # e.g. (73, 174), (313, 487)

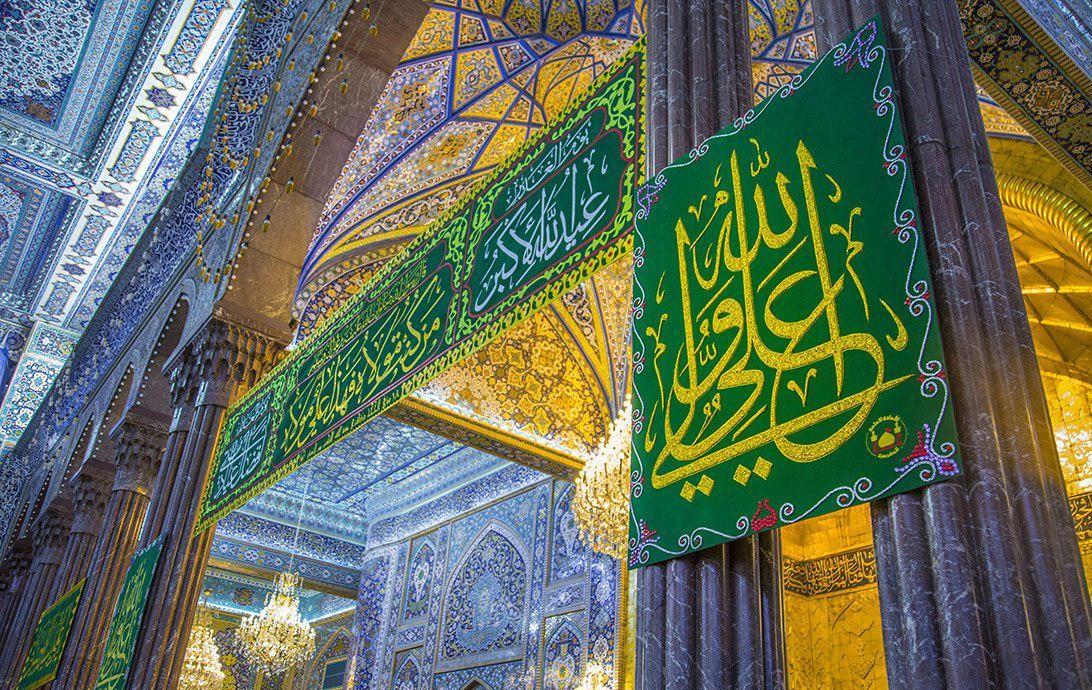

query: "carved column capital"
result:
(111, 413), (169, 495)
(31, 499), (74, 566)
(1, 539), (32, 585)
(166, 350), (201, 430)
(70, 462), (113, 535)
(187, 317), (283, 408)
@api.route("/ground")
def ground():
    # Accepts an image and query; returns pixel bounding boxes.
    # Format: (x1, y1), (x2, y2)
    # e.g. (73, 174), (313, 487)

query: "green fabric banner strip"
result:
(93, 535), (165, 690)
(629, 19), (961, 567)
(195, 42), (646, 533)
(16, 579), (86, 690)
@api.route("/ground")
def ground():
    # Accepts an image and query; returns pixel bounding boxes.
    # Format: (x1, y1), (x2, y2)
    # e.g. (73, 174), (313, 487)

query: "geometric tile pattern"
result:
(0, 169), (78, 319)
(0, 322), (75, 445)
(353, 478), (622, 690)
(294, 0), (818, 334)
(0, 0), (158, 170)
(248, 414), (508, 542)
(293, 0), (643, 334)
(0, 0), (348, 550)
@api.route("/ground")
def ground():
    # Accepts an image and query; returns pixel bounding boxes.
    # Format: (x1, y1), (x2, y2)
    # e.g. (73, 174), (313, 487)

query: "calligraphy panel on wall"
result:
(16, 579), (85, 690)
(629, 20), (961, 567)
(196, 43), (646, 533)
(93, 536), (164, 690)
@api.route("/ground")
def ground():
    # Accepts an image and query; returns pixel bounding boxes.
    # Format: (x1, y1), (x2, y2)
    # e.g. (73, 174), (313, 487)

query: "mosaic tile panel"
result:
(353, 478), (622, 690)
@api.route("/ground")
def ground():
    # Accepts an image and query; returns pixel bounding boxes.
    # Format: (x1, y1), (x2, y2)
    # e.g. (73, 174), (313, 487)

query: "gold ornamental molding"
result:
(997, 172), (1092, 271)
(388, 395), (585, 479)
(961, 0), (1092, 191)
(786, 491), (1092, 594)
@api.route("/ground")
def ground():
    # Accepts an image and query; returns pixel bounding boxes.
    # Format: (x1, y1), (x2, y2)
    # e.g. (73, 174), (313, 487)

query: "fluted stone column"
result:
(141, 349), (202, 550)
(49, 462), (113, 600)
(809, 2), (1092, 688)
(0, 540), (32, 652)
(128, 318), (280, 688)
(54, 412), (166, 689)
(636, 2), (785, 689)
(0, 499), (73, 688)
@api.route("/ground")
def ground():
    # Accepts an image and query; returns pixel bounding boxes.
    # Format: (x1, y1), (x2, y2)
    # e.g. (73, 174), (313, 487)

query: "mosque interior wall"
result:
(353, 478), (623, 690)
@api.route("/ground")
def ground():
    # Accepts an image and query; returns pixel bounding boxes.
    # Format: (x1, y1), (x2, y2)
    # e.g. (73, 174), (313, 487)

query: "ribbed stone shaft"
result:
(636, 2), (786, 690)
(127, 318), (280, 689)
(0, 500), (73, 689)
(54, 413), (166, 690)
(50, 464), (112, 599)
(810, 1), (1092, 688)
(0, 540), (32, 655)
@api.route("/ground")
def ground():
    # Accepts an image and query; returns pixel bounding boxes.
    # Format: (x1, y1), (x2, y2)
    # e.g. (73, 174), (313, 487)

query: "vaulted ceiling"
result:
(3, 0), (1092, 568)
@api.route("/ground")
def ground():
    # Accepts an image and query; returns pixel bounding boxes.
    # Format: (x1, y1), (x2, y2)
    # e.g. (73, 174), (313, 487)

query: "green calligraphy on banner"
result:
(195, 43), (646, 533)
(16, 579), (85, 690)
(629, 20), (961, 567)
(93, 536), (164, 690)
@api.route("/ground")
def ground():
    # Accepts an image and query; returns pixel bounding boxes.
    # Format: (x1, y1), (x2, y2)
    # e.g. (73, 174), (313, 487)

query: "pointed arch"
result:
(542, 617), (584, 690)
(439, 520), (530, 667)
(62, 414), (97, 481)
(13, 466), (53, 540)
(549, 482), (587, 583)
(391, 652), (423, 689)
(86, 363), (135, 465)
(301, 625), (353, 687)
(132, 295), (191, 418)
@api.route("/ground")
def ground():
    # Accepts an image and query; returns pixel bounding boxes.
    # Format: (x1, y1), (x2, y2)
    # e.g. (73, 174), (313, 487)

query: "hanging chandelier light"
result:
(237, 570), (316, 675)
(573, 396), (632, 559)
(179, 602), (226, 690)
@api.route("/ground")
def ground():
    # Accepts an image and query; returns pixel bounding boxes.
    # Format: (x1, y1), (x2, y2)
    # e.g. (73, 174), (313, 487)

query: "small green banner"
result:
(629, 20), (961, 567)
(16, 579), (85, 690)
(195, 43), (646, 533)
(94, 536), (164, 690)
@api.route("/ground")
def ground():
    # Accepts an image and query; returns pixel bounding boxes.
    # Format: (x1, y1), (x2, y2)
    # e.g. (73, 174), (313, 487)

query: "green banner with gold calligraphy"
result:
(93, 536), (164, 690)
(195, 43), (645, 533)
(628, 20), (961, 567)
(16, 579), (85, 690)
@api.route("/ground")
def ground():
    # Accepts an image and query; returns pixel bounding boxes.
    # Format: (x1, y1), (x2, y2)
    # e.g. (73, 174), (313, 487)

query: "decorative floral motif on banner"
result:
(629, 20), (961, 566)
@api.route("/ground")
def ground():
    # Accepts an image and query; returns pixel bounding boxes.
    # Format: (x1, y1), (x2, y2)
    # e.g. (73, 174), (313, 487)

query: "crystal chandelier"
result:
(179, 603), (225, 690)
(573, 397), (632, 559)
(238, 570), (316, 674)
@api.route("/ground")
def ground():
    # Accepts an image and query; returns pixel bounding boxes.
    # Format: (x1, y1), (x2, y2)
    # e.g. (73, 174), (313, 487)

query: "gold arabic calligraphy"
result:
(646, 139), (910, 491)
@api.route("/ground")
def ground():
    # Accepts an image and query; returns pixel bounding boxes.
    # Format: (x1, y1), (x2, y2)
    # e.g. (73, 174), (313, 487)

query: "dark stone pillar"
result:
(0, 499), (73, 688)
(141, 350), (199, 544)
(637, 2), (785, 689)
(128, 318), (280, 688)
(54, 412), (166, 689)
(810, 2), (1092, 688)
(0, 540), (32, 652)
(49, 462), (113, 599)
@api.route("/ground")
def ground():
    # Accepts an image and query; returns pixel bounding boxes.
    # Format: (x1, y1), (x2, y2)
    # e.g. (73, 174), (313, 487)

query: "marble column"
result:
(0, 539), (32, 653)
(49, 462), (113, 600)
(636, 2), (785, 689)
(0, 499), (73, 688)
(810, 1), (1092, 688)
(128, 318), (280, 688)
(54, 412), (166, 689)
(142, 349), (200, 544)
